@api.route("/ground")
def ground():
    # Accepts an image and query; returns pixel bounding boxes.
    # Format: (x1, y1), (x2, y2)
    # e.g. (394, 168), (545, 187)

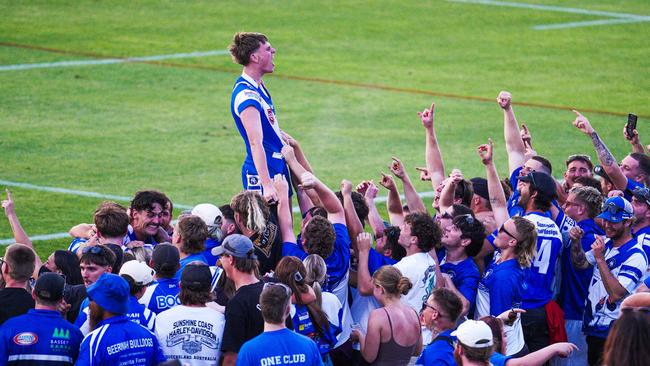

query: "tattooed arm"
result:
(572, 110), (628, 191)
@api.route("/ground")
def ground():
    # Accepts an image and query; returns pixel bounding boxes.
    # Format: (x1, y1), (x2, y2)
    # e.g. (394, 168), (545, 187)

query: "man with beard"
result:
(76, 273), (166, 366)
(571, 196), (648, 366)
(73, 245), (116, 333)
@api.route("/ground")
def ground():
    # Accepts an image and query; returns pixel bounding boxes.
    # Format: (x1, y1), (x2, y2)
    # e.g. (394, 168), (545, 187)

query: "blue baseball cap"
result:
(211, 234), (257, 259)
(597, 196), (633, 223)
(87, 273), (129, 314)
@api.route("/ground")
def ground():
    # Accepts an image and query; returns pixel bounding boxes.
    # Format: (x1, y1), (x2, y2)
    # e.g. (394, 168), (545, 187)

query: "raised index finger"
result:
(5, 189), (11, 201)
(571, 109), (583, 117)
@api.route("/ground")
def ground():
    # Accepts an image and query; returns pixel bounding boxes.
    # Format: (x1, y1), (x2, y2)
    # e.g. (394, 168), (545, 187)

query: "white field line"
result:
(0, 178), (436, 244)
(0, 49), (230, 71)
(446, 0), (650, 30)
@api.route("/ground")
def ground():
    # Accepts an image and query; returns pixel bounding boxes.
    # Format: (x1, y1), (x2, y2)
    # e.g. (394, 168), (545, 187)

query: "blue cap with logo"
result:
(597, 196), (633, 223)
(87, 273), (130, 314)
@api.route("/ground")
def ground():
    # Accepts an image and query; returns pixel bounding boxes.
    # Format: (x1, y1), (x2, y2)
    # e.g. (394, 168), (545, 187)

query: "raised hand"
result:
(299, 171), (318, 190)
(418, 102), (436, 129)
(273, 174), (289, 199)
(340, 179), (353, 196)
(477, 138), (494, 165)
(379, 172), (397, 191)
(572, 110), (595, 135)
(1, 189), (15, 216)
(389, 156), (406, 180)
(497, 91), (512, 110)
(356, 232), (373, 252)
(591, 235), (606, 261)
(364, 181), (379, 200)
(280, 144), (296, 162)
(415, 167), (431, 181)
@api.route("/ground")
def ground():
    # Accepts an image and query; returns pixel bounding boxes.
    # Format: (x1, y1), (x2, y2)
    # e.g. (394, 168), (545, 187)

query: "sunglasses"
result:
(263, 281), (293, 297)
(420, 302), (448, 318)
(601, 201), (628, 216)
(633, 187), (650, 205)
(499, 224), (519, 242)
(82, 246), (104, 255)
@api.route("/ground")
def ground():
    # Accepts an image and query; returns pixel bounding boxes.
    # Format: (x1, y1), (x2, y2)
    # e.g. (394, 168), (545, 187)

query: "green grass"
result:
(1, 0), (649, 259)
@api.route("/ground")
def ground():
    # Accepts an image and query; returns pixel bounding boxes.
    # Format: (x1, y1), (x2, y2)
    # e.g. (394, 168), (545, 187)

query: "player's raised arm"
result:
(498, 91), (526, 174)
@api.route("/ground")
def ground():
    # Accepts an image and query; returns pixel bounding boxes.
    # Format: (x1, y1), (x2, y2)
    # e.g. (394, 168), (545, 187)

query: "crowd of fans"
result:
(1, 33), (649, 366)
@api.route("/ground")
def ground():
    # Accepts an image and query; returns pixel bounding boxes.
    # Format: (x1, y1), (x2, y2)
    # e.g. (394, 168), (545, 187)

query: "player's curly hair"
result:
(405, 212), (441, 253)
(229, 32), (268, 66)
(569, 186), (603, 218)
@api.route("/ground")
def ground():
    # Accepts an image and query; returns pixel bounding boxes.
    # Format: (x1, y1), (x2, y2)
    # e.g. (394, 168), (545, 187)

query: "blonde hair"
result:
(373, 266), (412, 297)
(230, 191), (268, 233)
(512, 217), (537, 268)
(303, 254), (327, 307)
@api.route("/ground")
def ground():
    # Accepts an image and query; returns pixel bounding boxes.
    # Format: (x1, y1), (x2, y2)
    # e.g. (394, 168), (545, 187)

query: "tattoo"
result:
(590, 132), (617, 167)
(571, 239), (589, 269)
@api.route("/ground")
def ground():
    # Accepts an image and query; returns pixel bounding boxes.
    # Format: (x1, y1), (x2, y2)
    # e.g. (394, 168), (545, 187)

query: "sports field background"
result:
(1, 0), (649, 259)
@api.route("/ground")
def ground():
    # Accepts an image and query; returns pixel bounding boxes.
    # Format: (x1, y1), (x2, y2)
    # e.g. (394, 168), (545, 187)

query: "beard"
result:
(89, 303), (105, 331)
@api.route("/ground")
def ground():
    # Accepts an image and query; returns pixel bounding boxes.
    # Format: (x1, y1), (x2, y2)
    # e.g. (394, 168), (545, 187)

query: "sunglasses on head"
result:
(82, 246), (103, 255)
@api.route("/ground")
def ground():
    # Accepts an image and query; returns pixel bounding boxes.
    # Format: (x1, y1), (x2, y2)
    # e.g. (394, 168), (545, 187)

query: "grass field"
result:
(1, 0), (649, 259)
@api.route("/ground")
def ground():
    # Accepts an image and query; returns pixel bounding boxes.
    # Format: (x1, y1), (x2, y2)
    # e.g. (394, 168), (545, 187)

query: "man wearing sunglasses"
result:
(571, 196), (648, 366)
(73, 245), (116, 331)
(416, 288), (463, 366)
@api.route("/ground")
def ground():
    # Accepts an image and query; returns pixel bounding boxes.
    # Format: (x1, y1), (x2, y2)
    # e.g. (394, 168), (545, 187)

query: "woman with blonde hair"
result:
(352, 265), (422, 365)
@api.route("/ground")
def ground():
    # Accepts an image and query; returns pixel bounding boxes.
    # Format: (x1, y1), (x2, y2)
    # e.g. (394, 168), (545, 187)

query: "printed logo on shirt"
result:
(246, 174), (262, 192)
(52, 328), (70, 340)
(267, 108), (275, 124)
(13, 332), (38, 345)
(166, 319), (219, 354)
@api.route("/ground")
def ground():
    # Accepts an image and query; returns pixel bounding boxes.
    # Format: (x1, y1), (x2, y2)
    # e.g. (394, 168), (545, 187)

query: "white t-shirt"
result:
(394, 252), (437, 312)
(155, 305), (225, 365)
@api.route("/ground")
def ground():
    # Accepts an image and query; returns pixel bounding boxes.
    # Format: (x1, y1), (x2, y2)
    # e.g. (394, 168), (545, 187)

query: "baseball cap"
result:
(152, 243), (180, 272)
(211, 234), (257, 259)
(451, 320), (494, 348)
(470, 177), (489, 201)
(180, 263), (212, 291)
(34, 273), (65, 302)
(87, 273), (130, 314)
(186, 204), (223, 228)
(594, 165), (612, 183)
(597, 196), (633, 223)
(632, 186), (650, 206)
(518, 172), (558, 199)
(119, 260), (155, 286)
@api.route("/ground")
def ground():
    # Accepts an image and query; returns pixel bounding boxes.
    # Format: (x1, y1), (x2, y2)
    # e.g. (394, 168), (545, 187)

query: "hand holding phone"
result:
(626, 113), (638, 140)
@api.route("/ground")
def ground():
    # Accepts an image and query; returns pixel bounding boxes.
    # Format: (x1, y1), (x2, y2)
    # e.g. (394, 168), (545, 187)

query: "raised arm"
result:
(591, 236), (628, 302)
(281, 131), (315, 173)
(438, 169), (462, 213)
(273, 174), (296, 243)
(355, 232), (375, 296)
(624, 125), (646, 154)
(478, 139), (508, 226)
(572, 110), (628, 191)
(300, 172), (345, 224)
(379, 173), (404, 227)
(498, 91), (526, 174)
(2, 189), (42, 278)
(569, 226), (590, 270)
(419, 102), (446, 193)
(240, 107), (278, 203)
(341, 179), (364, 250)
(389, 157), (426, 213)
(358, 181), (386, 239)
(282, 145), (322, 209)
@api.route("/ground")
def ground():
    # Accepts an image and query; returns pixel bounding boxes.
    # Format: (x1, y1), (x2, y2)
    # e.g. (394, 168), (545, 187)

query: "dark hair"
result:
(103, 243), (123, 274)
(405, 212), (441, 252)
(373, 266), (412, 297)
(276, 257), (330, 338)
(603, 309), (650, 366)
(565, 154), (594, 170)
(631, 153), (650, 178)
(219, 204), (235, 222)
(450, 204), (473, 217)
(260, 283), (291, 324)
(481, 316), (505, 355)
(130, 190), (168, 213)
(335, 191), (369, 224)
(383, 226), (406, 261)
(94, 202), (129, 238)
(452, 215), (486, 257)
(229, 32), (269, 66)
(531, 155), (553, 175)
(4, 244), (36, 282)
(432, 288), (463, 323)
(79, 245), (116, 269)
(231, 254), (260, 275)
(177, 215), (208, 254)
(180, 283), (213, 306)
(304, 206), (327, 220)
(454, 179), (474, 207)
(53, 250), (83, 285)
(303, 216), (336, 259)
(573, 176), (603, 194)
(121, 274), (145, 296)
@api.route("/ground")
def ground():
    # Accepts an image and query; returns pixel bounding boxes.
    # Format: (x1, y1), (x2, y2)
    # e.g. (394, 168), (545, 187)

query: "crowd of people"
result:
(0, 32), (649, 366)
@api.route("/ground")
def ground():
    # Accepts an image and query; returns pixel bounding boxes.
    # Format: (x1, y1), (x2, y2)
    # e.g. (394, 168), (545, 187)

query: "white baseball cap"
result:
(190, 203), (223, 228)
(451, 320), (494, 348)
(119, 260), (155, 286)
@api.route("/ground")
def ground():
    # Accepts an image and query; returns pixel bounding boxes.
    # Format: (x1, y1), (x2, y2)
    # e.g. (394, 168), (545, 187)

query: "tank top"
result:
(371, 308), (419, 366)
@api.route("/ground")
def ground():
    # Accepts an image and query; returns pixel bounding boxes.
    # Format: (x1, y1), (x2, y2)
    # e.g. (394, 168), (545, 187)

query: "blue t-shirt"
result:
(624, 177), (644, 201)
(203, 238), (221, 266)
(555, 212), (604, 320)
(236, 328), (323, 366)
(507, 167), (526, 217)
(291, 304), (340, 359)
(75, 296), (156, 335)
(414, 329), (455, 366)
(476, 258), (525, 317)
(139, 278), (180, 315)
(175, 253), (208, 280)
(367, 248), (398, 275)
(231, 73), (290, 194)
(440, 256), (480, 311)
(0, 309), (84, 365)
(76, 315), (166, 366)
(522, 212), (563, 309)
(490, 352), (512, 366)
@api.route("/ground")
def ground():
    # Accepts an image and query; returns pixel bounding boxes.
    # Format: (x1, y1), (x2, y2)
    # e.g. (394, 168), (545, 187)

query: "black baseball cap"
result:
(34, 273), (65, 302)
(180, 263), (212, 291)
(152, 244), (180, 272)
(518, 172), (558, 199)
(470, 177), (489, 201)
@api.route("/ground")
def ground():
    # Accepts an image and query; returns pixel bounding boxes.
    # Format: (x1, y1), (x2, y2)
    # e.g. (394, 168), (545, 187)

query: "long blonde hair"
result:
(230, 191), (268, 233)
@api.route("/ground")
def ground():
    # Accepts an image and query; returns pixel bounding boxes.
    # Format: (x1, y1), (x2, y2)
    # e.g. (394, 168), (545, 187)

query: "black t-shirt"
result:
(250, 208), (283, 276)
(0, 287), (35, 325)
(221, 279), (292, 354)
(65, 284), (87, 324)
